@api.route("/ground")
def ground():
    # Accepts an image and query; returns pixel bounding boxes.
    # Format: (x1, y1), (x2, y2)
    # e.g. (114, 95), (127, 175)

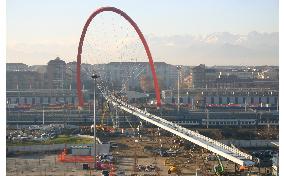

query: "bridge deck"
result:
(107, 95), (255, 166)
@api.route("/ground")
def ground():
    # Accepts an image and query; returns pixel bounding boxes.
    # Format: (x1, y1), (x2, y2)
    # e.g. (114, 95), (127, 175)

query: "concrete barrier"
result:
(7, 143), (110, 155)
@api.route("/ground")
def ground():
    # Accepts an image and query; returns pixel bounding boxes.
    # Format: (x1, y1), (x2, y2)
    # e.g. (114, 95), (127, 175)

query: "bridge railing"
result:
(106, 95), (253, 161)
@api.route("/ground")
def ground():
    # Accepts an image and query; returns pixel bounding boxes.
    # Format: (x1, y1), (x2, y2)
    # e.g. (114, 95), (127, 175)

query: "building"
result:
(46, 57), (66, 89)
(162, 88), (279, 108)
(6, 89), (90, 105)
(214, 77), (279, 90)
(6, 71), (44, 90)
(219, 69), (254, 79)
(102, 62), (178, 92)
(205, 69), (219, 88)
(6, 63), (29, 72)
(29, 65), (47, 74)
(192, 64), (206, 88)
(215, 75), (239, 89)
(66, 61), (77, 90)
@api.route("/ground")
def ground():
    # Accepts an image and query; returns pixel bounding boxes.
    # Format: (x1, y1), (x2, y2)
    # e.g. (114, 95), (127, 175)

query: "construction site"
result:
(6, 119), (279, 176)
(5, 3), (280, 176)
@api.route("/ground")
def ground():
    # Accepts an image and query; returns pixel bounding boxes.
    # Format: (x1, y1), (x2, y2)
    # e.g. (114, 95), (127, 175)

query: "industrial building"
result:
(162, 88), (278, 108)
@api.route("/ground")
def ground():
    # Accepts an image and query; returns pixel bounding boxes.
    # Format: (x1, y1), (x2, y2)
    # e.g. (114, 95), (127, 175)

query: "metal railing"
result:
(106, 94), (254, 166)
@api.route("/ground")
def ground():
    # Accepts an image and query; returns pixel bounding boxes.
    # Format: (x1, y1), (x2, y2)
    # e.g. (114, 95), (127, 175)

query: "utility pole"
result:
(133, 139), (138, 174)
(245, 99), (247, 112)
(245, 91), (249, 112)
(277, 97), (279, 112)
(191, 98), (194, 110)
(91, 73), (100, 171)
(206, 109), (209, 129)
(115, 106), (119, 129)
(42, 106), (45, 125)
(177, 66), (182, 112)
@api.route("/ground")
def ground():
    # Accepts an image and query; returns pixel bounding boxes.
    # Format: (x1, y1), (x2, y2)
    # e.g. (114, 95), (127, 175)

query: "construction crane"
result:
(213, 155), (224, 176)
(101, 102), (108, 128)
(97, 102), (111, 132)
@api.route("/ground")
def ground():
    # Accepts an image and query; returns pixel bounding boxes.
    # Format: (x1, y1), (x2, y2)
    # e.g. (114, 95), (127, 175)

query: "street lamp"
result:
(91, 73), (100, 170)
(186, 92), (189, 105)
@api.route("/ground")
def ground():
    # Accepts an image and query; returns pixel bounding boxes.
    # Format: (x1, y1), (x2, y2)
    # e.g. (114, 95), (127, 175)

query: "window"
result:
(180, 97), (183, 103)
(274, 97), (278, 104)
(243, 97), (246, 104)
(259, 97), (262, 104)
(219, 97), (222, 104)
(251, 97), (254, 104)
(211, 97), (214, 104)
(235, 97), (238, 104)
(172, 97), (175, 103)
(267, 97), (269, 104)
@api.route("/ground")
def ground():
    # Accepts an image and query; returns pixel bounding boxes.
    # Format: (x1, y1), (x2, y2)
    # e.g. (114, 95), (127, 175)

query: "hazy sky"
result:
(7, 0), (279, 66)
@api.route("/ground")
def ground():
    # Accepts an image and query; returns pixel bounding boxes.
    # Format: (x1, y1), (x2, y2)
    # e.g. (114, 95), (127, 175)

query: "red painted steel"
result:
(76, 7), (161, 107)
(58, 152), (115, 170)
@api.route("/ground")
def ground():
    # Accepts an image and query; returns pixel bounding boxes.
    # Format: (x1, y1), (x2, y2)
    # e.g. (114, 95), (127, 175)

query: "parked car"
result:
(101, 170), (109, 176)
(110, 142), (118, 148)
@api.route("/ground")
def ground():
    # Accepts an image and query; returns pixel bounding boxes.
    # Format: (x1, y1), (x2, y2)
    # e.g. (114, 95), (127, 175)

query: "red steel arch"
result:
(76, 6), (161, 107)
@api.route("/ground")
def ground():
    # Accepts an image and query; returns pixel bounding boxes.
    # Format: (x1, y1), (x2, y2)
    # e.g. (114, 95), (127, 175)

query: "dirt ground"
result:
(7, 131), (273, 176)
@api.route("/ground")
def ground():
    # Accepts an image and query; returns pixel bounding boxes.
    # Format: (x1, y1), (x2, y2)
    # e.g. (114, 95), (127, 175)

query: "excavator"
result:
(166, 157), (182, 175)
(168, 165), (181, 175)
(213, 155), (225, 176)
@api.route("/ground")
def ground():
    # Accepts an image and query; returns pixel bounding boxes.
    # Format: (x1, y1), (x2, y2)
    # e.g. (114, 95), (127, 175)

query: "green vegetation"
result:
(7, 135), (93, 146)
